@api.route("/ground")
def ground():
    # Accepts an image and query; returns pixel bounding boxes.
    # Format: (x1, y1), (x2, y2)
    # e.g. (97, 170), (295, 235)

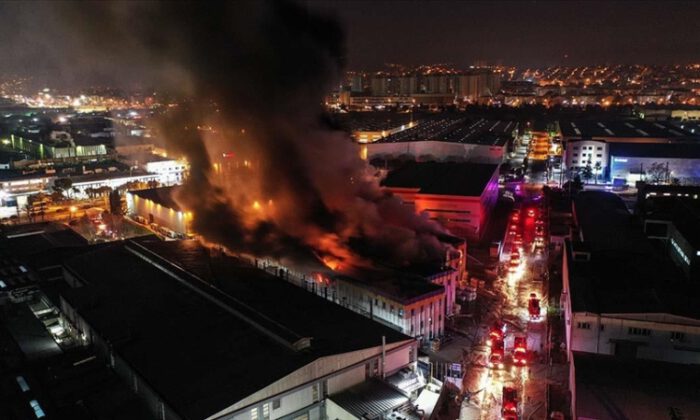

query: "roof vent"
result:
(292, 337), (313, 351)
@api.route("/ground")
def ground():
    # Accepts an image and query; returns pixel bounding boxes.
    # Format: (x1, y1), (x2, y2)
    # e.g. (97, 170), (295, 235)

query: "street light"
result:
(69, 206), (77, 221)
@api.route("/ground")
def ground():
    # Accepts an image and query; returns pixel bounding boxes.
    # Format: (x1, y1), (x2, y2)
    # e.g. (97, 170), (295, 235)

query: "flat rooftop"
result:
(574, 352), (700, 420)
(568, 191), (700, 318)
(381, 161), (498, 197)
(333, 266), (445, 305)
(376, 117), (515, 146)
(61, 239), (410, 420)
(561, 119), (697, 139)
(333, 111), (418, 132)
(609, 141), (700, 159)
(128, 185), (183, 211)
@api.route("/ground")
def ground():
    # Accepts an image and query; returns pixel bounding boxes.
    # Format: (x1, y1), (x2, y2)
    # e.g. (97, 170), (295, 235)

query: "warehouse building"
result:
(366, 118), (516, 165)
(59, 238), (424, 420)
(563, 191), (700, 365)
(381, 162), (500, 240)
(126, 186), (191, 237)
(608, 142), (700, 184)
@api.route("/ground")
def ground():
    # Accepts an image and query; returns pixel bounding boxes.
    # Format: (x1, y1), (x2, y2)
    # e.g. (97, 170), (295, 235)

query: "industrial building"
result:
(332, 266), (453, 344)
(570, 353), (700, 420)
(381, 162), (500, 240)
(635, 183), (700, 280)
(608, 142), (700, 184)
(58, 238), (427, 420)
(7, 133), (110, 160)
(366, 118), (516, 165)
(559, 119), (700, 183)
(126, 186), (191, 236)
(563, 191), (700, 364)
(560, 119), (698, 143)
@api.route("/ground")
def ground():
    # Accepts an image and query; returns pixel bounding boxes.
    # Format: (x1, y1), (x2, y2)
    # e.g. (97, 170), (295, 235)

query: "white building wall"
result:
(570, 312), (700, 364)
(384, 346), (411, 374)
(126, 192), (189, 235)
(565, 139), (608, 171)
(144, 159), (188, 185)
(327, 365), (365, 394)
(326, 398), (359, 420)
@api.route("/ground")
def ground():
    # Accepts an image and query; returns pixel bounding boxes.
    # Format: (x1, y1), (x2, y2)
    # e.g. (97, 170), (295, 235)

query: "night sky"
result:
(0, 0), (699, 86)
(308, 0), (700, 69)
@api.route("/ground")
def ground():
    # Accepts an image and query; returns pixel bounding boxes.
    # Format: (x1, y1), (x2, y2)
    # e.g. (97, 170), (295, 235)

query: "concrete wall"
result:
(570, 312), (700, 364)
(332, 277), (445, 342)
(126, 192), (189, 235)
(366, 140), (505, 164)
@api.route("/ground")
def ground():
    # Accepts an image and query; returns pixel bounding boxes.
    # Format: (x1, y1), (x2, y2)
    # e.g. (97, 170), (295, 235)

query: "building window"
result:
(411, 309), (415, 317)
(573, 153), (578, 157)
(398, 308), (404, 317)
(596, 154), (602, 157)
(312, 383), (320, 402)
(572, 160), (578, 164)
(262, 403), (270, 420)
(597, 146), (602, 150)
(628, 327), (651, 336)
(382, 302), (386, 310)
(251, 407), (259, 420)
(573, 146), (579, 150)
(29, 400), (45, 419)
(577, 322), (591, 330)
(600, 324), (605, 331)
(671, 331), (686, 341)
(273, 399), (281, 410)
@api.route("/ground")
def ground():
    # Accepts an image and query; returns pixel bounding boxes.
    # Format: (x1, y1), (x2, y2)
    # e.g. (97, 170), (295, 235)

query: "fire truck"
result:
(502, 386), (519, 420)
(512, 336), (527, 366)
(487, 322), (506, 346)
(528, 293), (541, 320)
(489, 339), (505, 370)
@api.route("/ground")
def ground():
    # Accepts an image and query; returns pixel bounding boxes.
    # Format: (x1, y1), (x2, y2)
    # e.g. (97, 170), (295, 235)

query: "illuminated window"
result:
(628, 327), (651, 336)
(671, 331), (685, 341)
(262, 403), (270, 420)
(29, 400), (45, 419)
(16, 376), (30, 392)
(251, 407), (259, 420)
(576, 322), (591, 330)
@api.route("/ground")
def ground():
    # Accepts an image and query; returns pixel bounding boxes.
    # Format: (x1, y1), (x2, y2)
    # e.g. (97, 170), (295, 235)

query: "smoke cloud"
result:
(56, 1), (451, 270)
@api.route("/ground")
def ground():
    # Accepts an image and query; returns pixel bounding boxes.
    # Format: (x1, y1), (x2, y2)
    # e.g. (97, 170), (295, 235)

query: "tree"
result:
(25, 193), (49, 221)
(647, 162), (670, 184)
(109, 190), (125, 215)
(580, 162), (593, 184)
(52, 178), (73, 197)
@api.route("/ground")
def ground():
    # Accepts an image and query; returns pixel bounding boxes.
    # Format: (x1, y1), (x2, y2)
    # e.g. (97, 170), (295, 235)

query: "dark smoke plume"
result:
(58, 1), (450, 269)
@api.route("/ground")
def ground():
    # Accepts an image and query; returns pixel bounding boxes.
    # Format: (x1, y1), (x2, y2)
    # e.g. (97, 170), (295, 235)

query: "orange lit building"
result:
(382, 162), (500, 240)
(126, 186), (192, 237)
